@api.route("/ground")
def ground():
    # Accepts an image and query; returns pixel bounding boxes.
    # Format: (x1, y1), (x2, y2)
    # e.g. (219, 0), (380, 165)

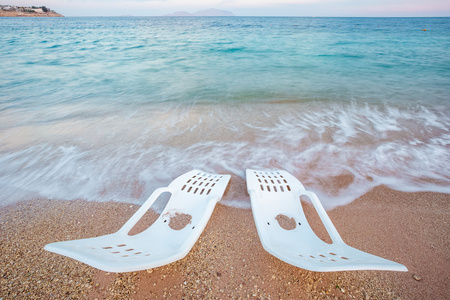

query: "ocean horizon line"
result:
(54, 15), (450, 18)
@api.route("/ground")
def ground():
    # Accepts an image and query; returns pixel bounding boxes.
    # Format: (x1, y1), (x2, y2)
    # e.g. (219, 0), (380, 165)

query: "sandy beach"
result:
(1, 181), (448, 299)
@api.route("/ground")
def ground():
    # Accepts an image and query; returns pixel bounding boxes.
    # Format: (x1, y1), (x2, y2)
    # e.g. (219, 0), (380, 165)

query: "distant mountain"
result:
(164, 8), (235, 17)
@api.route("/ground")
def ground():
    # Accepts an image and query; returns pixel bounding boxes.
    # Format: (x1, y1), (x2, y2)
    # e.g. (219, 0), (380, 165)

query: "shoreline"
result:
(0, 11), (63, 17)
(1, 186), (448, 299)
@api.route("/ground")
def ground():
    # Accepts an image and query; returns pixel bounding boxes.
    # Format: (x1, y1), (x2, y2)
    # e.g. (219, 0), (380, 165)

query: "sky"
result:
(7, 0), (450, 17)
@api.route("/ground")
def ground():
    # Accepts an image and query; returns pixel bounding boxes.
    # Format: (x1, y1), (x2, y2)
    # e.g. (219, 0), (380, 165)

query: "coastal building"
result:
(0, 5), (63, 17)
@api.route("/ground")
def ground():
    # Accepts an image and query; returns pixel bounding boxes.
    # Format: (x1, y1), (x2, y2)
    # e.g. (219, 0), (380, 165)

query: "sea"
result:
(1, 16), (449, 209)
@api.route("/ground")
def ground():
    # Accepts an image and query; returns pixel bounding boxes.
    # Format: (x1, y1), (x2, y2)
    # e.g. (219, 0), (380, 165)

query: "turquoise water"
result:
(1, 17), (449, 208)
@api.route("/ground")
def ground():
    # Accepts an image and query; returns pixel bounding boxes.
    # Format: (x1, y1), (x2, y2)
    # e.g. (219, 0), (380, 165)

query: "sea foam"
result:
(1, 101), (449, 209)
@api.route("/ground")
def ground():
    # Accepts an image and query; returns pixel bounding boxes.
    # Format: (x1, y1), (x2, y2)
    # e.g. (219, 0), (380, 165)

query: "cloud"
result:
(220, 0), (338, 6)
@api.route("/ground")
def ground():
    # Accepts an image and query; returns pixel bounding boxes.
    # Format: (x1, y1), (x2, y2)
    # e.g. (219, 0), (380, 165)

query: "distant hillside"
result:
(164, 8), (234, 17)
(0, 5), (63, 17)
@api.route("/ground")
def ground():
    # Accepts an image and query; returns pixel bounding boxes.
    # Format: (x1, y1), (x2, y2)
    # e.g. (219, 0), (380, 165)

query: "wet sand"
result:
(1, 186), (448, 299)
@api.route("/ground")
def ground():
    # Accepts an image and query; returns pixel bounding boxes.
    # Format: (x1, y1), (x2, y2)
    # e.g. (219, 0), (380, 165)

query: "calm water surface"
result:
(1, 17), (449, 208)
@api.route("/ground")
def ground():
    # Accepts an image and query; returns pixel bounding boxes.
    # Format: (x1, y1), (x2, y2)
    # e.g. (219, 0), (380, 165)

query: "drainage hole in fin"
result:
(128, 192), (168, 236)
(169, 213), (192, 230)
(275, 214), (296, 230)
